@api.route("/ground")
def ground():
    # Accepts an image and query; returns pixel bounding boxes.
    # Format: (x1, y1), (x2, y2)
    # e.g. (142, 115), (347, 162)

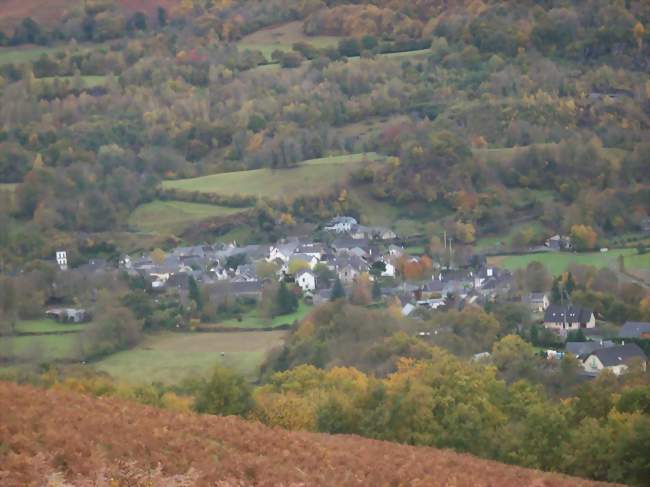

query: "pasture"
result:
(488, 248), (643, 275)
(1, 334), (80, 362)
(238, 21), (339, 61)
(128, 199), (248, 234)
(94, 330), (287, 384)
(14, 318), (86, 334)
(162, 153), (384, 199)
(216, 302), (312, 330)
(36, 75), (107, 87)
(0, 46), (61, 65)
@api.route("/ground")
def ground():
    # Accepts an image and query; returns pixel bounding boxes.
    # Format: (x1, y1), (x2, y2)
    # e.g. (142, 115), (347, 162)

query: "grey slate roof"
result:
(619, 322), (650, 338)
(544, 305), (593, 324)
(589, 343), (647, 367)
(566, 341), (614, 357)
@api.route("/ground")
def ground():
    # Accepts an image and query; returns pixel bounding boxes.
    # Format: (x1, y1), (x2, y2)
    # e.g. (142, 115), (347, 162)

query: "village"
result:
(47, 215), (648, 378)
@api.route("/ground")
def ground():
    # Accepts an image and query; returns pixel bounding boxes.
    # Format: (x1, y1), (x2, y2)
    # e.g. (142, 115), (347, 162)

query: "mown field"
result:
(0, 46), (62, 65)
(36, 75), (107, 87)
(94, 330), (287, 383)
(128, 199), (248, 234)
(0, 318), (89, 363)
(14, 318), (86, 334)
(238, 20), (339, 61)
(488, 248), (645, 275)
(162, 153), (384, 199)
(216, 302), (312, 330)
(1, 334), (80, 362)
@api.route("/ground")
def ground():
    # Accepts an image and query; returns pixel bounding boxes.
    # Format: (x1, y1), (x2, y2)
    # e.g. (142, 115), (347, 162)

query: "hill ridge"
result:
(0, 381), (617, 486)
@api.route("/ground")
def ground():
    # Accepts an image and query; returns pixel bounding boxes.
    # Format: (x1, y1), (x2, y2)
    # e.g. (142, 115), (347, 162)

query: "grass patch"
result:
(94, 330), (287, 384)
(217, 302), (312, 330)
(489, 248), (640, 275)
(238, 21), (339, 61)
(36, 75), (106, 87)
(14, 319), (86, 334)
(128, 200), (248, 234)
(1, 334), (80, 362)
(162, 153), (384, 200)
(0, 183), (17, 192)
(623, 252), (650, 270)
(0, 46), (61, 65)
(475, 221), (548, 252)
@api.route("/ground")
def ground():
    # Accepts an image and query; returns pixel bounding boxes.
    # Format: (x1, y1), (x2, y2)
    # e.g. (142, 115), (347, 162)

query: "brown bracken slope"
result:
(0, 381), (618, 487)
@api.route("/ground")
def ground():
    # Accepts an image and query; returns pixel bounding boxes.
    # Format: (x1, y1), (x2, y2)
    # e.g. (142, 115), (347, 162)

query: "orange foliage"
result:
(0, 381), (608, 486)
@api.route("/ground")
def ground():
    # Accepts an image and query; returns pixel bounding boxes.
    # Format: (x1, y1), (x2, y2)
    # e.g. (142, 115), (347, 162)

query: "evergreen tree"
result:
(189, 276), (203, 311)
(565, 272), (575, 296)
(372, 279), (382, 301)
(331, 277), (345, 301)
(277, 281), (298, 315)
(530, 323), (540, 345)
(551, 279), (561, 303)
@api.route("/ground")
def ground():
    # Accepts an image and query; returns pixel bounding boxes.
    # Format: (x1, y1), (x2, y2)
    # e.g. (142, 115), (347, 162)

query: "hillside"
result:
(0, 381), (616, 486)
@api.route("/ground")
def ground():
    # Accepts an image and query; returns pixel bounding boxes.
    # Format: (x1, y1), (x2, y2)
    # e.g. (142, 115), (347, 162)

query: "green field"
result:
(36, 75), (107, 87)
(162, 153), (384, 199)
(0, 183), (17, 192)
(475, 221), (548, 252)
(128, 200), (248, 234)
(238, 21), (339, 61)
(1, 334), (80, 362)
(623, 252), (650, 270)
(94, 331), (287, 384)
(488, 248), (644, 275)
(14, 319), (87, 334)
(0, 46), (61, 65)
(217, 302), (312, 329)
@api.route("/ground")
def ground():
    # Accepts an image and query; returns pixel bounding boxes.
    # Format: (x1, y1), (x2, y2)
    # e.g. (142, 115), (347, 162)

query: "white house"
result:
(324, 216), (357, 233)
(583, 343), (647, 375)
(296, 269), (316, 292)
(56, 250), (68, 271)
(267, 238), (301, 264)
(381, 261), (396, 278)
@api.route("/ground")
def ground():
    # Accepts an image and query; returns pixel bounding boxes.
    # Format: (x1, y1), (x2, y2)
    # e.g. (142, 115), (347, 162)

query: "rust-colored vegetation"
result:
(0, 381), (616, 486)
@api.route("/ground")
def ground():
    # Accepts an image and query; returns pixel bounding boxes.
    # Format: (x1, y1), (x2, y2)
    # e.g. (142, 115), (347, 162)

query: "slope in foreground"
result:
(0, 382), (616, 486)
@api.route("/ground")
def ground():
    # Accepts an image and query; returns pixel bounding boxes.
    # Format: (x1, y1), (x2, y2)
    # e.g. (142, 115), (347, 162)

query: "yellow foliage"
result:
(246, 132), (264, 153)
(161, 392), (194, 412)
(295, 319), (316, 339)
(252, 391), (317, 431)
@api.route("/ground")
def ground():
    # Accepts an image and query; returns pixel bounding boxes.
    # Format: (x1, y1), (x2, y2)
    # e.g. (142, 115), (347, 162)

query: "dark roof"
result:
(566, 341), (613, 357)
(619, 322), (650, 338)
(589, 343), (647, 367)
(544, 304), (593, 324)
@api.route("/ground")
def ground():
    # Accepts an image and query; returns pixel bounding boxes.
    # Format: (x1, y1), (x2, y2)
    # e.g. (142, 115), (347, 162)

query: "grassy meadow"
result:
(94, 330), (287, 383)
(488, 248), (645, 275)
(36, 75), (107, 87)
(162, 153), (384, 199)
(128, 199), (248, 234)
(238, 21), (339, 61)
(0, 46), (61, 65)
(216, 302), (312, 330)
(14, 318), (87, 334)
(1, 334), (80, 362)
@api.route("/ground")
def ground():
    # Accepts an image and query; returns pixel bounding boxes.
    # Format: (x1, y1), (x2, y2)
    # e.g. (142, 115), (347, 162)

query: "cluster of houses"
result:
(521, 291), (648, 376)
(49, 214), (649, 378)
(111, 216), (515, 312)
